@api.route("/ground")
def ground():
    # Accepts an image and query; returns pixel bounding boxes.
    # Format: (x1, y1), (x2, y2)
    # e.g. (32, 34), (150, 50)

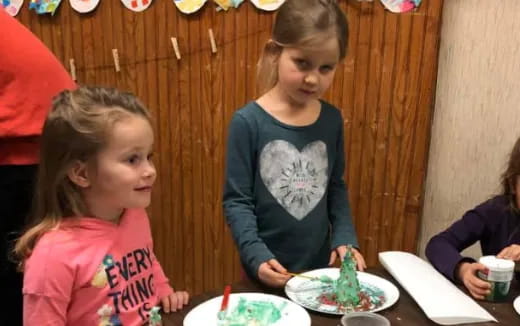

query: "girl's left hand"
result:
(329, 245), (367, 271)
(497, 244), (520, 261)
(161, 290), (190, 313)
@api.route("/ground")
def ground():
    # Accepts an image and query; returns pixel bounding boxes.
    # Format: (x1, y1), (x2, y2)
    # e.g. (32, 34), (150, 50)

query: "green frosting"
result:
(334, 248), (361, 306)
(219, 297), (286, 326)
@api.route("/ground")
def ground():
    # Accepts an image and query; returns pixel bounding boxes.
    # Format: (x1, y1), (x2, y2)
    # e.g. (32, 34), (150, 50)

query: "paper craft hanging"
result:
(1, 0), (23, 16)
(173, 0), (207, 14)
(250, 0), (284, 11)
(380, 0), (421, 13)
(29, 0), (63, 14)
(120, 0), (152, 12)
(70, 0), (100, 13)
(214, 0), (243, 11)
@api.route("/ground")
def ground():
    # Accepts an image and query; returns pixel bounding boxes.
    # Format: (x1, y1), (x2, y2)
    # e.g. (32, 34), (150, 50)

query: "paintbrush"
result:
(217, 285), (232, 320)
(286, 272), (335, 284)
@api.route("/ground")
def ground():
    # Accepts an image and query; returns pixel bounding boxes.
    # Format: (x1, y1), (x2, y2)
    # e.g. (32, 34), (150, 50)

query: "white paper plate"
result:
(2, 0), (23, 16)
(120, 0), (153, 12)
(173, 0), (207, 14)
(285, 268), (399, 315)
(70, 0), (100, 13)
(380, 0), (417, 13)
(250, 0), (284, 11)
(183, 292), (311, 326)
(514, 296), (520, 315)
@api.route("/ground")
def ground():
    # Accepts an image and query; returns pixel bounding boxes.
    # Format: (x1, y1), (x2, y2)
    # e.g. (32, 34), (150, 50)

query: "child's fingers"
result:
(336, 246), (347, 261)
(258, 262), (287, 287)
(162, 295), (172, 313)
(268, 259), (287, 275)
(266, 269), (288, 286)
(498, 244), (520, 260)
(328, 250), (337, 266)
(470, 265), (491, 287)
(497, 246), (511, 259)
(355, 253), (367, 271)
(468, 288), (485, 300)
(465, 270), (491, 299)
(183, 291), (190, 305)
(176, 293), (184, 310)
(468, 282), (490, 299)
(351, 249), (366, 269)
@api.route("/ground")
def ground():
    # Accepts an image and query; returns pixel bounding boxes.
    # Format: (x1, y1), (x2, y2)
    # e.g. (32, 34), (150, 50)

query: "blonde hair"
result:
(257, 0), (349, 94)
(14, 86), (151, 268)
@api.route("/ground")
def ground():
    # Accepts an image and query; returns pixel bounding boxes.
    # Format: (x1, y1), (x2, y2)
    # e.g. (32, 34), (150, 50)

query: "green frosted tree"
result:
(335, 247), (361, 306)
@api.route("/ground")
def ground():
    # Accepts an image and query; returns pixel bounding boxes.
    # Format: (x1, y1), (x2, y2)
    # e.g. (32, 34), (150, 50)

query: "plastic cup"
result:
(341, 312), (391, 326)
(477, 255), (515, 302)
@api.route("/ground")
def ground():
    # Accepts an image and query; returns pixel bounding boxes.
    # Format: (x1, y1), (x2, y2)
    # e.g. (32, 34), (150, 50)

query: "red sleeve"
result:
(0, 10), (76, 140)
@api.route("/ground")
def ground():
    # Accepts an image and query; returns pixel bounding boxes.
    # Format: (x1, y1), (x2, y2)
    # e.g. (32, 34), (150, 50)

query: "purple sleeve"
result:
(425, 209), (487, 282)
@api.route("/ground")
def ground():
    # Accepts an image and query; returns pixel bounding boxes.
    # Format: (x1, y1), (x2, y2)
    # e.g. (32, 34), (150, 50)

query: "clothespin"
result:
(171, 37), (181, 60)
(112, 48), (120, 72)
(208, 28), (217, 54)
(69, 58), (77, 81)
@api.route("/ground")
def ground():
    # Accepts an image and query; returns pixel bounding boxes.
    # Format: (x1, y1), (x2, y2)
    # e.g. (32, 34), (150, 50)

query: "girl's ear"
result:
(67, 161), (91, 188)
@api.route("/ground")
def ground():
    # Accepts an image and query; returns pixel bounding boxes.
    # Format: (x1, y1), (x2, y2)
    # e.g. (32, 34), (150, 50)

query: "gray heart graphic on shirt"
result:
(260, 140), (328, 220)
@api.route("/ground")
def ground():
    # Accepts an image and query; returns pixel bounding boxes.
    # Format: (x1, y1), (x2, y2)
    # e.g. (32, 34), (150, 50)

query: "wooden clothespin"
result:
(112, 48), (120, 72)
(69, 58), (77, 81)
(171, 37), (181, 60)
(208, 28), (217, 54)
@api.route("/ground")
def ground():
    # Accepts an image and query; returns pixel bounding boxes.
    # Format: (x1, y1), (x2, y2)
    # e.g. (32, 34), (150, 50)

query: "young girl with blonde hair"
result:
(15, 86), (188, 325)
(224, 0), (366, 288)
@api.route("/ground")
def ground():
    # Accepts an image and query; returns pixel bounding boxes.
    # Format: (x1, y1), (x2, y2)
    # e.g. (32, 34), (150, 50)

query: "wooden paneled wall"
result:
(15, 0), (443, 295)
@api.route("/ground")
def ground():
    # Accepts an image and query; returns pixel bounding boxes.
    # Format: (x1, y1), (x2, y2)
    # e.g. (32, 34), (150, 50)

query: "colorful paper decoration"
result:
(380, 0), (421, 13)
(250, 0), (284, 11)
(69, 0), (100, 13)
(120, 0), (152, 12)
(214, 0), (243, 11)
(173, 0), (207, 14)
(29, 0), (63, 15)
(1, 0), (23, 16)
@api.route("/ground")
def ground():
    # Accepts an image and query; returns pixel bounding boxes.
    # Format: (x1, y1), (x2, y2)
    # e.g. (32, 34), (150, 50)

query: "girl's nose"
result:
(304, 73), (318, 85)
(144, 161), (156, 179)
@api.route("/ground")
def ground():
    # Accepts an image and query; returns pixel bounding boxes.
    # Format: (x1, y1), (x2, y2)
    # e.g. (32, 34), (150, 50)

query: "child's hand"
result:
(258, 259), (291, 288)
(329, 245), (367, 271)
(160, 291), (189, 313)
(497, 244), (520, 261)
(457, 262), (491, 300)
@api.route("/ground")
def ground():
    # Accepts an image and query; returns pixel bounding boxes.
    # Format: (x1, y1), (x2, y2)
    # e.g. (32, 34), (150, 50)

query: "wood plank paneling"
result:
(16, 0), (443, 294)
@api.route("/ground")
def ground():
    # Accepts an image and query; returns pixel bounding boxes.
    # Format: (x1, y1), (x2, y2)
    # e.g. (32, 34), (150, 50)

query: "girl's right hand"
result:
(457, 262), (491, 300)
(258, 259), (291, 288)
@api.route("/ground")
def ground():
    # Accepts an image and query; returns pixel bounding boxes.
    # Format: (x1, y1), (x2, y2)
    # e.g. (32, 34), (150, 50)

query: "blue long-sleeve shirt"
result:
(223, 101), (359, 280)
(425, 195), (520, 282)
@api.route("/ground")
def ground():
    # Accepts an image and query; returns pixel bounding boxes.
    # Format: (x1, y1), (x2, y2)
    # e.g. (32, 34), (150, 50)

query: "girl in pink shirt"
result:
(14, 86), (189, 326)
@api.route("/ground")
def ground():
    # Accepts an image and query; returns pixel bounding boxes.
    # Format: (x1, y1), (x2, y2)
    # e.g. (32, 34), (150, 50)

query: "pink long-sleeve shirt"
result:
(23, 208), (173, 326)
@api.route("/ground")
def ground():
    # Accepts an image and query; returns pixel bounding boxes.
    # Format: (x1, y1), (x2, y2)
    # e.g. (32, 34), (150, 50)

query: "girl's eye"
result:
(320, 65), (334, 73)
(147, 153), (154, 161)
(127, 155), (140, 164)
(294, 59), (310, 70)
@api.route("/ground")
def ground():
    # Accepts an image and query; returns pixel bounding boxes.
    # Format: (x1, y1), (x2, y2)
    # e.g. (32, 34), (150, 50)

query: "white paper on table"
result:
(378, 251), (497, 325)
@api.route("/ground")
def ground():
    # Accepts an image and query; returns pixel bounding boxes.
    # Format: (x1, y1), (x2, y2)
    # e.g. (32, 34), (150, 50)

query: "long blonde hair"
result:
(14, 86), (151, 268)
(257, 0), (349, 94)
